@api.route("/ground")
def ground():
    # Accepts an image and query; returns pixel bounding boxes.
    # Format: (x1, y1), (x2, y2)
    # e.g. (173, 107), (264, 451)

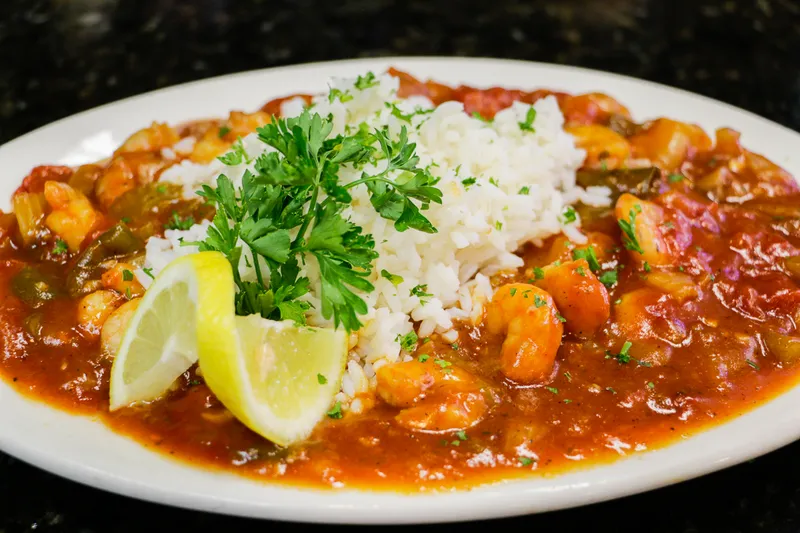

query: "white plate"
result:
(1, 57), (800, 524)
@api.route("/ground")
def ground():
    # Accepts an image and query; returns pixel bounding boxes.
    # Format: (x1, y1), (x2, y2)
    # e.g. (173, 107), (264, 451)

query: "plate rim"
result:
(1, 56), (800, 524)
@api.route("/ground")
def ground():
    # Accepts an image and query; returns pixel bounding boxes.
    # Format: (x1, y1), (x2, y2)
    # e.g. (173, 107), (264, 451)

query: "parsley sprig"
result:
(196, 110), (442, 331)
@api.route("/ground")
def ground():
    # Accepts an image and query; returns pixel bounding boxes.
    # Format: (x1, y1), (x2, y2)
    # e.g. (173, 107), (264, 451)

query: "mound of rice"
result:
(138, 72), (610, 412)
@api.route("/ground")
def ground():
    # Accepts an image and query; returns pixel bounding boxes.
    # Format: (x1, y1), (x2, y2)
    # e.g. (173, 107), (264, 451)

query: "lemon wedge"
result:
(109, 250), (348, 446)
(199, 314), (348, 447)
(109, 252), (234, 410)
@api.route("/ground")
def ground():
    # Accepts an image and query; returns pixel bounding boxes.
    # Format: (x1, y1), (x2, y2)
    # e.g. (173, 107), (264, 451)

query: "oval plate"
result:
(1, 57), (799, 524)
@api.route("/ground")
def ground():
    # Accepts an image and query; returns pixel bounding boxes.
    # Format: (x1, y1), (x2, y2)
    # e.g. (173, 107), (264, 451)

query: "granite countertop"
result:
(2, 0), (800, 531)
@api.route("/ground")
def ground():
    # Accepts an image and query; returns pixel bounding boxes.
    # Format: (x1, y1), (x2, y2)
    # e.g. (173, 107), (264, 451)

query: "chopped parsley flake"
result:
(668, 174), (684, 183)
(165, 212), (194, 231)
(218, 125), (231, 138)
(561, 206), (578, 224)
(418, 354), (430, 363)
(317, 373), (328, 385)
(518, 186), (530, 195)
(434, 358), (452, 370)
(557, 313), (566, 323)
(381, 269), (404, 286)
(614, 298), (622, 305)
(533, 267), (545, 280)
(510, 287), (518, 297)
(451, 343), (459, 350)
(456, 430), (468, 441)
(142, 267), (155, 280)
(678, 266), (685, 272)
(489, 177), (500, 187)
(572, 247), (601, 272)
(122, 269), (134, 282)
(354, 72), (378, 90)
(564, 371), (573, 382)
(327, 402), (343, 419)
(643, 261), (651, 273)
(396, 331), (419, 353)
(52, 239), (68, 255)
(606, 387), (617, 394)
(575, 266), (587, 277)
(519, 457), (534, 466)
(612, 341), (633, 364)
(125, 287), (132, 300)
(545, 386), (559, 394)
(618, 205), (644, 254)
(599, 269), (618, 287)
(385, 102), (414, 122)
(328, 88), (353, 103)
(411, 284), (433, 303)
(421, 337), (432, 344)
(495, 221), (503, 230)
(471, 112), (492, 123)
(646, 381), (655, 390)
(533, 294), (546, 308)
(747, 360), (761, 371)
(156, 184), (168, 194)
(461, 177), (477, 189)
(518, 107), (537, 132)
(563, 399), (573, 404)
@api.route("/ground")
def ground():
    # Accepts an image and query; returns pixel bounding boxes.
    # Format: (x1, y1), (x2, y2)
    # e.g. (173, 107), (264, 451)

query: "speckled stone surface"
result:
(2, 0), (800, 531)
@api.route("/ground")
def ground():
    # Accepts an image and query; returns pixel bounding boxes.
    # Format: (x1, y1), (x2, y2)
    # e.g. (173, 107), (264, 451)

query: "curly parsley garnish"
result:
(196, 110), (442, 332)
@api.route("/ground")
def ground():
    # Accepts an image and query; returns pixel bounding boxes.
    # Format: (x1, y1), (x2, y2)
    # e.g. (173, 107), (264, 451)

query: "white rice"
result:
(144, 72), (610, 410)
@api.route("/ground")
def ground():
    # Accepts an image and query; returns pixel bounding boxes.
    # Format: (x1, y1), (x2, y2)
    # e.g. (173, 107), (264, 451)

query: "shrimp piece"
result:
(566, 124), (631, 170)
(394, 391), (488, 432)
(376, 359), (480, 408)
(101, 298), (141, 357)
(629, 118), (711, 172)
(94, 158), (135, 208)
(562, 93), (631, 125)
(116, 122), (179, 155)
(537, 259), (610, 336)
(615, 193), (671, 266)
(485, 283), (564, 383)
(77, 290), (122, 336)
(43, 181), (100, 252)
(375, 359), (489, 432)
(101, 262), (145, 298)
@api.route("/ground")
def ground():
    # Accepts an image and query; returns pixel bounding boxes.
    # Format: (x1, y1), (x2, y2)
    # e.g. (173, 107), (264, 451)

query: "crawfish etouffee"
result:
(2, 69), (800, 490)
